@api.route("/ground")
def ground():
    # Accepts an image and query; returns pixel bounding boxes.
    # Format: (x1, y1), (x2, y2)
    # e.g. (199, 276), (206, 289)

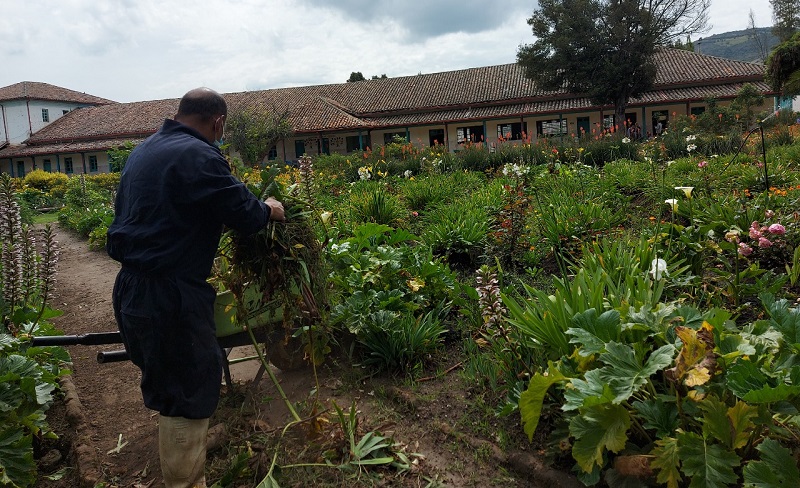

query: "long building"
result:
(0, 48), (775, 177)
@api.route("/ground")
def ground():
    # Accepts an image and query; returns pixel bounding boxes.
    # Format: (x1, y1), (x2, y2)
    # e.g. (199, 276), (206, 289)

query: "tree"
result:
(225, 107), (294, 166)
(517, 0), (709, 128)
(766, 31), (800, 95)
(771, 0), (800, 41)
(347, 72), (366, 82)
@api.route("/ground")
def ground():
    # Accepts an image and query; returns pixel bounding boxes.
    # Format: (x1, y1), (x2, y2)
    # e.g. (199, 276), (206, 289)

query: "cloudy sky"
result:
(0, 0), (773, 103)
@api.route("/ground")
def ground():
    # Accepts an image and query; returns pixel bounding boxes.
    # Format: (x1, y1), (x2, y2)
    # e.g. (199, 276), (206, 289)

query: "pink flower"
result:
(749, 223), (762, 239)
(758, 237), (773, 248)
(698, 160), (708, 168)
(765, 209), (775, 219)
(768, 223), (786, 235)
(738, 243), (753, 256)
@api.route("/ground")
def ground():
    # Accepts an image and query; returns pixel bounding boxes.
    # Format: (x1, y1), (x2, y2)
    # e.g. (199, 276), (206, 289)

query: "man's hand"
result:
(265, 197), (285, 222)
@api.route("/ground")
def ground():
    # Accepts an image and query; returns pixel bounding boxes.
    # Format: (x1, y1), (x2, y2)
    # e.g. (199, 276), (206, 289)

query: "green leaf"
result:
(570, 403), (630, 473)
(564, 368), (615, 411)
(566, 308), (621, 356)
(598, 342), (675, 403)
(651, 437), (682, 488)
(727, 401), (758, 450)
(726, 360), (769, 399)
(632, 398), (678, 438)
(678, 431), (740, 488)
(744, 383), (800, 404)
(0, 426), (36, 488)
(700, 395), (733, 447)
(519, 365), (569, 441)
(743, 438), (800, 487)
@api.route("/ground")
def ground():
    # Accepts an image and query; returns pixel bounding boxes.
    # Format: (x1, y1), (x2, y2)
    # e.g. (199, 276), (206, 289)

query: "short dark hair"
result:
(176, 88), (227, 121)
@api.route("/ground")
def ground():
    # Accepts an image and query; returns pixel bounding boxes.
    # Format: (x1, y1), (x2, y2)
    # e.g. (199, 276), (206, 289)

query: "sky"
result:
(0, 0), (773, 103)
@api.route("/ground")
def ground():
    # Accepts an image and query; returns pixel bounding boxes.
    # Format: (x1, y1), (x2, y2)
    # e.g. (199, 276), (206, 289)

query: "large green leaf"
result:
(632, 398), (678, 438)
(699, 396), (756, 449)
(743, 438), (800, 487)
(726, 360), (769, 398)
(678, 431), (740, 488)
(760, 292), (800, 348)
(0, 426), (35, 488)
(570, 403), (630, 473)
(651, 436), (682, 488)
(598, 342), (675, 403)
(564, 368), (616, 411)
(519, 365), (569, 441)
(566, 308), (621, 356)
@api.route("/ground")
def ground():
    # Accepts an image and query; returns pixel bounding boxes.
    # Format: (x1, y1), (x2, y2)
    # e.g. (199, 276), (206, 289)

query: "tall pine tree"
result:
(771, 0), (800, 41)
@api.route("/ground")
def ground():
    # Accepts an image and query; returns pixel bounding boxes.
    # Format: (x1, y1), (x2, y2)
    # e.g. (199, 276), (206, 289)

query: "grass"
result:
(32, 212), (59, 224)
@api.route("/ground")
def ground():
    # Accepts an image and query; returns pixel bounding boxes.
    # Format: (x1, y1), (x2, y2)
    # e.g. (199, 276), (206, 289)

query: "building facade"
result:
(0, 49), (776, 176)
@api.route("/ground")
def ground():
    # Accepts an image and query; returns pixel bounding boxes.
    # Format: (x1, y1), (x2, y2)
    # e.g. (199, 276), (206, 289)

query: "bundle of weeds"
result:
(217, 165), (328, 356)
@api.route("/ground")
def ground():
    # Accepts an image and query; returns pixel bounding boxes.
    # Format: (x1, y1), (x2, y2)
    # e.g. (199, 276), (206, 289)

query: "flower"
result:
(622, 137), (631, 143)
(749, 222), (762, 239)
(650, 258), (668, 280)
(687, 144), (697, 153)
(725, 230), (740, 243)
(758, 237), (773, 248)
(765, 209), (775, 219)
(768, 223), (786, 235)
(697, 160), (708, 168)
(403, 170), (413, 179)
(685, 134), (697, 142)
(675, 186), (694, 198)
(358, 166), (371, 180)
(738, 242), (753, 256)
(664, 199), (678, 212)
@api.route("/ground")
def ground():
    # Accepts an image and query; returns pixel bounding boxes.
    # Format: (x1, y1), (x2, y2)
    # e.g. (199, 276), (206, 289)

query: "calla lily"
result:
(664, 199), (678, 212)
(650, 258), (668, 280)
(675, 186), (694, 199)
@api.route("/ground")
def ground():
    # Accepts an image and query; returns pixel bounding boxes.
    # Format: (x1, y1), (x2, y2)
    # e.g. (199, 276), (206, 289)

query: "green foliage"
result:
(422, 199), (490, 269)
(356, 308), (448, 374)
(22, 170), (68, 193)
(107, 140), (136, 172)
(348, 184), (408, 227)
(226, 107), (294, 166)
(743, 438), (800, 486)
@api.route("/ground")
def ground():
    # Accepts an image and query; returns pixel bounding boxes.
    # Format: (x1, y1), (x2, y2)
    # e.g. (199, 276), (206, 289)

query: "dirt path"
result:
(37, 224), (579, 488)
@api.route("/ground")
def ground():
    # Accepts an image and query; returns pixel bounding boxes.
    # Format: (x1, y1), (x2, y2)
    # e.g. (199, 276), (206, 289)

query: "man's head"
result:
(174, 87), (227, 146)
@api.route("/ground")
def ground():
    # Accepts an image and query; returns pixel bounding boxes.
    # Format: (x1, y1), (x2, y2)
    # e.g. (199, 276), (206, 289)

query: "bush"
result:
(23, 169), (68, 192)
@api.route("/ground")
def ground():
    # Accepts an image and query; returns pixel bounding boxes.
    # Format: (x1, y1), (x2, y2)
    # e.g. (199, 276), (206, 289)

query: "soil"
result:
(33, 224), (580, 488)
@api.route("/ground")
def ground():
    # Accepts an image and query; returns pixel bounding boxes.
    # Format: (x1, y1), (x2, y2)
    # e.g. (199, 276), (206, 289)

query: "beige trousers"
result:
(158, 415), (209, 488)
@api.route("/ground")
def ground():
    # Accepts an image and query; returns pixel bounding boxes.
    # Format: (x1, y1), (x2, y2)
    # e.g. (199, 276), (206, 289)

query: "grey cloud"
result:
(301, 0), (528, 39)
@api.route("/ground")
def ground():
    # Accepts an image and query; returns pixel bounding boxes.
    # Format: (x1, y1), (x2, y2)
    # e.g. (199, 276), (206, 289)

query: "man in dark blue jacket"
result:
(107, 87), (284, 488)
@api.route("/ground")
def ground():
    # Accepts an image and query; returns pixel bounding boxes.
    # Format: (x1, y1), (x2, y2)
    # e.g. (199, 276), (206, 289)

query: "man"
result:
(107, 87), (284, 487)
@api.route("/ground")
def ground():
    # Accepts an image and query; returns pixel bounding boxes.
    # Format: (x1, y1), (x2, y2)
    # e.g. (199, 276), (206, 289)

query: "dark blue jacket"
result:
(107, 119), (269, 285)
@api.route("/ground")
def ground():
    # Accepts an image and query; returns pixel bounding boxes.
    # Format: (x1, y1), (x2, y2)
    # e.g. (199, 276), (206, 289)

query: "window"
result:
(43, 159), (52, 172)
(456, 125), (484, 144)
(42, 108), (49, 122)
(294, 140), (305, 159)
(89, 155), (98, 172)
(603, 114), (615, 130)
(652, 110), (669, 135)
(429, 129), (444, 146)
(267, 146), (278, 160)
(64, 157), (74, 174)
(496, 122), (527, 141)
(576, 117), (590, 136)
(383, 132), (406, 144)
(321, 138), (330, 155)
(690, 106), (705, 116)
(536, 119), (567, 137)
(346, 135), (370, 152)
(16, 161), (25, 177)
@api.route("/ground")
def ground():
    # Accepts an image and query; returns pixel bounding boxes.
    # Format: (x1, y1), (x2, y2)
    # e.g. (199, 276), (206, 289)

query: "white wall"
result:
(1, 100), (90, 144)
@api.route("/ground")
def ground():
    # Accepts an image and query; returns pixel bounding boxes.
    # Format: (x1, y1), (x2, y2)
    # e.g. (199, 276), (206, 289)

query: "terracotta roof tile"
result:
(0, 138), (147, 158)
(0, 81), (115, 105)
(1, 48), (769, 158)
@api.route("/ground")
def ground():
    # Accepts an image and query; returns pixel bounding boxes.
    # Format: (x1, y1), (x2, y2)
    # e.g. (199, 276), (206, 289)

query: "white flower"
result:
(664, 198), (678, 212)
(622, 137), (631, 144)
(358, 167), (371, 180)
(685, 134), (697, 142)
(502, 162), (529, 178)
(403, 170), (413, 179)
(666, 160), (675, 166)
(650, 258), (669, 280)
(675, 186), (694, 199)
(686, 144), (697, 153)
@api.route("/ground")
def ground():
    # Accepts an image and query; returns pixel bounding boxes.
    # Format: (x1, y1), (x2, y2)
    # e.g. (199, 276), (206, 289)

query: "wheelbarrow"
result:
(31, 286), (306, 387)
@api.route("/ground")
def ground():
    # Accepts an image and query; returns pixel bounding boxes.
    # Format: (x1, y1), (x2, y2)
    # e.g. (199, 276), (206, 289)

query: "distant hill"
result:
(695, 27), (779, 64)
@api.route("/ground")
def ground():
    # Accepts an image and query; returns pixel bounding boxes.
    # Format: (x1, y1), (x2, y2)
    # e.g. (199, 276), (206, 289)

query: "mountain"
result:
(694, 27), (779, 64)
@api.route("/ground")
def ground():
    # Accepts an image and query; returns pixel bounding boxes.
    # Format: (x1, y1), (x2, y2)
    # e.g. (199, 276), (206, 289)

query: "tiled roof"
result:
(0, 138), (148, 158)
(25, 99), (178, 144)
(0, 81), (115, 105)
(0, 48), (769, 160)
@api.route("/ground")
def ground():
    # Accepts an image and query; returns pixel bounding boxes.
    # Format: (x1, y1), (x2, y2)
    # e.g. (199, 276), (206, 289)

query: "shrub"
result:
(348, 184), (408, 227)
(23, 170), (68, 192)
(422, 200), (490, 269)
